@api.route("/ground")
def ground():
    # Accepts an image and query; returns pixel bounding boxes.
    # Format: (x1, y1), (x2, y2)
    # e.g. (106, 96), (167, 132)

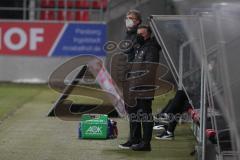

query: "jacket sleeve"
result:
(124, 47), (135, 62)
(123, 34), (138, 62)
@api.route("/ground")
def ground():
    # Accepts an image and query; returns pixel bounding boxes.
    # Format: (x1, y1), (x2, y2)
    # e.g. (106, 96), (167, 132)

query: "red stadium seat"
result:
(67, 0), (75, 8)
(40, 11), (46, 20)
(187, 107), (200, 124)
(92, 0), (108, 9)
(41, 0), (75, 8)
(76, 0), (90, 8)
(76, 11), (82, 20)
(206, 129), (216, 138)
(67, 11), (75, 20)
(57, 10), (65, 20)
(57, 0), (75, 8)
(92, 1), (99, 9)
(76, 10), (89, 21)
(40, 0), (55, 8)
(57, 10), (75, 21)
(82, 10), (89, 21)
(40, 10), (55, 20)
(40, 0), (47, 7)
(57, 0), (65, 8)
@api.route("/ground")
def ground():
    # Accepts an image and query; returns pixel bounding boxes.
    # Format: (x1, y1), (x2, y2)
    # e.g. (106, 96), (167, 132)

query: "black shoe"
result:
(155, 131), (174, 140)
(118, 141), (139, 149)
(131, 142), (151, 151)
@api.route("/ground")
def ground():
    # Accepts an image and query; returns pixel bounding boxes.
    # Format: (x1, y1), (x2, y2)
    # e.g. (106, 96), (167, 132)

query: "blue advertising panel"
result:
(51, 23), (107, 57)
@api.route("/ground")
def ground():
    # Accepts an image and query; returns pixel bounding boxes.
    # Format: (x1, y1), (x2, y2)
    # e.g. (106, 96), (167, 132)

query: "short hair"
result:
(138, 25), (152, 34)
(127, 9), (142, 23)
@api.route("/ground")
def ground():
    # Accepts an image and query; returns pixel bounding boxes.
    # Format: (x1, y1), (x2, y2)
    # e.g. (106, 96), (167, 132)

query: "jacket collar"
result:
(126, 27), (137, 35)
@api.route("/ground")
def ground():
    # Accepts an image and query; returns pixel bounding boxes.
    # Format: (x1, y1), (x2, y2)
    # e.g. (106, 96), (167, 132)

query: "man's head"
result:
(137, 25), (152, 41)
(125, 10), (142, 30)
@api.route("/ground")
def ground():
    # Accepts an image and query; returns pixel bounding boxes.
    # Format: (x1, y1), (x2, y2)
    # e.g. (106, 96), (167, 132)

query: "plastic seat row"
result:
(40, 10), (89, 21)
(40, 0), (108, 10)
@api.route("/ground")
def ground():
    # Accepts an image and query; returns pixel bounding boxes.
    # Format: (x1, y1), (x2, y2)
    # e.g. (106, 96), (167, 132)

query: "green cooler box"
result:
(80, 114), (108, 139)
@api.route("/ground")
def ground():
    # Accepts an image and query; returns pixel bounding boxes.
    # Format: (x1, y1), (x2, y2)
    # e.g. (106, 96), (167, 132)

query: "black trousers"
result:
(155, 90), (189, 133)
(127, 99), (153, 144)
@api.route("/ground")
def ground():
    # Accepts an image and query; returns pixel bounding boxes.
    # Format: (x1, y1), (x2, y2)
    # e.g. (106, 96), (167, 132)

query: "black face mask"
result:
(136, 34), (145, 45)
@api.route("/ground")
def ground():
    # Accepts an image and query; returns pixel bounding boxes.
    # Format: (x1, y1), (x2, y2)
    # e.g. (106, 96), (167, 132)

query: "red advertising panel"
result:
(0, 21), (107, 57)
(0, 21), (63, 56)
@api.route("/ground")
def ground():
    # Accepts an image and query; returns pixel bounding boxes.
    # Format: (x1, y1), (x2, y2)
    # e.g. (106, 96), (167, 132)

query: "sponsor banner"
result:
(0, 21), (106, 57)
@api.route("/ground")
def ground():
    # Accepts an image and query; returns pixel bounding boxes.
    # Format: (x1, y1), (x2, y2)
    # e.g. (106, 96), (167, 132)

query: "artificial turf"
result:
(0, 83), (196, 160)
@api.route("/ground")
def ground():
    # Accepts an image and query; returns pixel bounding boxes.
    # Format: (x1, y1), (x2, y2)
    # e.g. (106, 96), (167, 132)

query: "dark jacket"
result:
(132, 38), (160, 63)
(124, 28), (138, 62)
(123, 38), (160, 102)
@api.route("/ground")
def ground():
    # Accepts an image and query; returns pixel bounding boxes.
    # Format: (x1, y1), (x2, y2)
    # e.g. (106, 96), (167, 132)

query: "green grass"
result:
(0, 82), (175, 121)
(0, 83), (107, 120)
(152, 90), (175, 113)
(0, 83), (50, 120)
(0, 83), (196, 160)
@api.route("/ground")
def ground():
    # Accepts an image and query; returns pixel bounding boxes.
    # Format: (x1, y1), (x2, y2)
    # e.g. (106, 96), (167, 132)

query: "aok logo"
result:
(86, 126), (102, 135)
(0, 27), (44, 51)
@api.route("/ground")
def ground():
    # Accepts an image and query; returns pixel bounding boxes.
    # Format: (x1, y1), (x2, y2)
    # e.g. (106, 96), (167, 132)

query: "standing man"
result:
(119, 25), (160, 151)
(123, 9), (142, 62)
(118, 10), (143, 149)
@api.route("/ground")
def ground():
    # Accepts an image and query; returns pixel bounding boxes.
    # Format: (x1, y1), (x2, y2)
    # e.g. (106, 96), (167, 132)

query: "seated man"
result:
(153, 90), (190, 140)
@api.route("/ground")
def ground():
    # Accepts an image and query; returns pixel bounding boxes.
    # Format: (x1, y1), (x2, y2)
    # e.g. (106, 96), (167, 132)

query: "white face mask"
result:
(125, 18), (134, 28)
